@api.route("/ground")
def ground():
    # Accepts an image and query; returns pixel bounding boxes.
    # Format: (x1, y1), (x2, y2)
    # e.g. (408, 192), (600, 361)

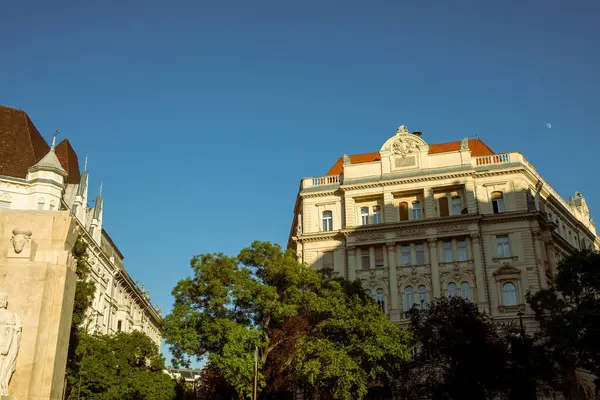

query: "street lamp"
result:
(517, 311), (526, 340)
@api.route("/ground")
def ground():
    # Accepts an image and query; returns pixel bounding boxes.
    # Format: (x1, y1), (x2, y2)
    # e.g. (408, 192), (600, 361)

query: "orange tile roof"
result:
(55, 139), (81, 184)
(325, 138), (494, 176)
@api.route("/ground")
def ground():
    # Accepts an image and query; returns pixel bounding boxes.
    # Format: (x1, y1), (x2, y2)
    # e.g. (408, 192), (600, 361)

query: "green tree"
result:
(165, 241), (412, 400)
(400, 296), (554, 400)
(65, 237), (97, 399)
(528, 249), (600, 398)
(73, 331), (175, 400)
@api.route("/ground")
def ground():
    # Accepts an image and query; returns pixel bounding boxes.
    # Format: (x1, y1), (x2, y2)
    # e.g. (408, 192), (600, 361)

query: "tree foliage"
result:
(165, 241), (412, 399)
(70, 331), (175, 400)
(528, 249), (600, 397)
(399, 296), (555, 400)
(65, 237), (97, 398)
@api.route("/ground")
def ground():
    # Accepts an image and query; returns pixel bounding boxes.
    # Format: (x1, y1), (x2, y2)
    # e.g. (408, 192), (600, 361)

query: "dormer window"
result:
(491, 191), (505, 214)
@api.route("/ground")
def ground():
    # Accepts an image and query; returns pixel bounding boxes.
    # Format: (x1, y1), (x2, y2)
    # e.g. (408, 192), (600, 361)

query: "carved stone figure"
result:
(10, 228), (32, 254)
(342, 154), (351, 165)
(460, 137), (469, 150)
(0, 292), (21, 397)
(396, 125), (409, 135)
(392, 137), (417, 158)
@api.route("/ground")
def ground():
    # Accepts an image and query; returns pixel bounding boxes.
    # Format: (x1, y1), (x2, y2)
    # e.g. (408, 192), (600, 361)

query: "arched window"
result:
(321, 211), (333, 232)
(447, 282), (457, 297)
(491, 191), (505, 214)
(376, 289), (385, 311)
(418, 285), (427, 309)
(502, 282), (518, 306)
(404, 287), (414, 311)
(399, 202), (409, 221)
(372, 205), (382, 224)
(461, 282), (472, 300)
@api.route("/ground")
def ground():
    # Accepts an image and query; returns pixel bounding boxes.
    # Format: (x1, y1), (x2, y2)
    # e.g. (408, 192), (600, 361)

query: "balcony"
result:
(473, 153), (511, 166)
(302, 174), (341, 190)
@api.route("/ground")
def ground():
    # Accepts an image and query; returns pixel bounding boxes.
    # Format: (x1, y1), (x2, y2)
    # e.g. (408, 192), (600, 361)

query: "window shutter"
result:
(439, 197), (449, 217)
(399, 202), (409, 221)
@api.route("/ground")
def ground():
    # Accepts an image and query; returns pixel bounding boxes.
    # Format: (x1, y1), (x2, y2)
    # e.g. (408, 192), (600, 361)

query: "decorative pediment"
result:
(493, 265), (521, 280)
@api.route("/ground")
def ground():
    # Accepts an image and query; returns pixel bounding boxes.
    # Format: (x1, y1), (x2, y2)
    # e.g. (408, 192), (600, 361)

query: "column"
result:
(545, 241), (557, 283)
(387, 242), (399, 310)
(428, 238), (441, 297)
(369, 247), (376, 269)
(347, 246), (356, 281)
(470, 234), (488, 312)
(424, 187), (436, 219)
(532, 230), (548, 290)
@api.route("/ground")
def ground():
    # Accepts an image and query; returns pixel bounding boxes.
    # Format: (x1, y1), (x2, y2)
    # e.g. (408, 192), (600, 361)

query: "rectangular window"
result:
(411, 202), (422, 220)
(322, 211), (333, 232)
(451, 197), (462, 216)
(372, 206), (382, 224)
(457, 240), (468, 261)
(361, 254), (370, 270)
(401, 245), (411, 266)
(415, 243), (425, 265)
(439, 197), (449, 217)
(360, 207), (369, 225)
(496, 235), (511, 258)
(117, 320), (123, 332)
(374, 247), (384, 268)
(322, 251), (334, 269)
(443, 241), (453, 262)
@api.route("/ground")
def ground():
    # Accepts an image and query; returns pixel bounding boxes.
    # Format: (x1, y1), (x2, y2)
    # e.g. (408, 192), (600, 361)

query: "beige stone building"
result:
(288, 125), (598, 328)
(0, 105), (161, 347)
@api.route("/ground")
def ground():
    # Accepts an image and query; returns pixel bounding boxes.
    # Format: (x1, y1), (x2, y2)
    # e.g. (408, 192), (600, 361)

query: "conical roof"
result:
(28, 146), (67, 176)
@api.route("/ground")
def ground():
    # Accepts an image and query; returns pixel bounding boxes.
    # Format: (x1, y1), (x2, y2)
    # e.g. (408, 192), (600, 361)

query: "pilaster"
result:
(428, 238), (441, 297)
(347, 246), (356, 281)
(470, 234), (489, 312)
(386, 242), (399, 310)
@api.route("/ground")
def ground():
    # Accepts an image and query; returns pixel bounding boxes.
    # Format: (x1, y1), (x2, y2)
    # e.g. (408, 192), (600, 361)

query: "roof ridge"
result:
(21, 110), (37, 163)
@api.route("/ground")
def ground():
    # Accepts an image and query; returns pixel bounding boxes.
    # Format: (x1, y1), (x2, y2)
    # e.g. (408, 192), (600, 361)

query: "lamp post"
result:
(517, 311), (525, 340)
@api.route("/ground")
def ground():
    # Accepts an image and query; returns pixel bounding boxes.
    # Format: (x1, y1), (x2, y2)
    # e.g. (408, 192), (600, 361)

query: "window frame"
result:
(415, 243), (425, 265)
(457, 239), (468, 261)
(401, 245), (411, 266)
(461, 281), (472, 300)
(447, 282), (457, 297)
(376, 289), (386, 311)
(321, 210), (333, 232)
(491, 191), (505, 214)
(451, 196), (462, 216)
(442, 240), (453, 263)
(502, 282), (518, 306)
(496, 235), (511, 258)
(360, 207), (369, 225)
(404, 286), (414, 311)
(411, 201), (422, 220)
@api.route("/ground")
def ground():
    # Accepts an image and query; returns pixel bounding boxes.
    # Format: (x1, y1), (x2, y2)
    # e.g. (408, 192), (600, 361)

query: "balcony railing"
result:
(302, 174), (341, 189)
(473, 153), (511, 166)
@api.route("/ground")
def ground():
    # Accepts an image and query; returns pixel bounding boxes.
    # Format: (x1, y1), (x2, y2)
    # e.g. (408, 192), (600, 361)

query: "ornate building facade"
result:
(288, 125), (598, 328)
(0, 105), (161, 347)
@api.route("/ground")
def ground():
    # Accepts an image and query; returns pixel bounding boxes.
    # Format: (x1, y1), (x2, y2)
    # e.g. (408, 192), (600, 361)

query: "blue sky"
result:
(2, 0), (599, 360)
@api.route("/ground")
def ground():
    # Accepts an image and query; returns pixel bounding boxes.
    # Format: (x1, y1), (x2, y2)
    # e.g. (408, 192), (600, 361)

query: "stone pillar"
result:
(386, 242), (399, 310)
(424, 187), (436, 219)
(347, 246), (356, 281)
(369, 247), (376, 270)
(545, 241), (557, 284)
(0, 211), (79, 400)
(470, 234), (488, 312)
(428, 238), (441, 297)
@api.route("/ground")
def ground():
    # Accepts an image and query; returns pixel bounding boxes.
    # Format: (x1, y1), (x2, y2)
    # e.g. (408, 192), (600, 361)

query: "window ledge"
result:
(492, 256), (518, 264)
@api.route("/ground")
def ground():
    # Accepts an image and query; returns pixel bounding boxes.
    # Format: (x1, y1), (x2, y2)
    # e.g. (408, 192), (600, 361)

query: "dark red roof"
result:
(0, 105), (81, 183)
(55, 139), (81, 184)
(325, 138), (494, 176)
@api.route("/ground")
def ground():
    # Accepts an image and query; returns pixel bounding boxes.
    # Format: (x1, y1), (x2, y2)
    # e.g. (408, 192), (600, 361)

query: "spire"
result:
(99, 181), (103, 196)
(84, 155), (88, 172)
(51, 130), (59, 150)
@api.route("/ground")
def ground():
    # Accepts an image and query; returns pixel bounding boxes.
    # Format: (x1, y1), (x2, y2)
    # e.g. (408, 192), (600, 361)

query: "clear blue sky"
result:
(2, 0), (599, 358)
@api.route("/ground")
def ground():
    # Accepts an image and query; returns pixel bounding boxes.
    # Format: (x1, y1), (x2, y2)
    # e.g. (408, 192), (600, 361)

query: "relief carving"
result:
(437, 224), (469, 233)
(0, 292), (21, 397)
(396, 228), (426, 238)
(355, 232), (385, 241)
(392, 137), (418, 158)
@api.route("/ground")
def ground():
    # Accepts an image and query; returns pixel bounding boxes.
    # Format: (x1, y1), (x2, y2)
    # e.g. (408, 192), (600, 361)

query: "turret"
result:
(89, 183), (103, 243)
(25, 132), (67, 211)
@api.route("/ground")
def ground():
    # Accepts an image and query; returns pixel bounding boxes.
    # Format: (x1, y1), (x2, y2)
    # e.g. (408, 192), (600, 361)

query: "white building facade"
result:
(289, 125), (598, 328)
(0, 105), (161, 347)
